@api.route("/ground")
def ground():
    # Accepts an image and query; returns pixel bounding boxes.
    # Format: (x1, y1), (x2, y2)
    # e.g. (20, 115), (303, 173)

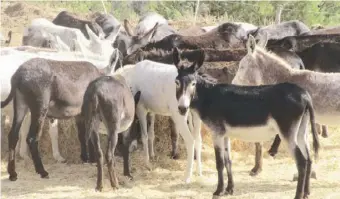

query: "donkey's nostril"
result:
(178, 106), (188, 115)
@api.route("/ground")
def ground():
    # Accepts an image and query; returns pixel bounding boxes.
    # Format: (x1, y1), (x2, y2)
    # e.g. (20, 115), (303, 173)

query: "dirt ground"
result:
(2, 125), (340, 199)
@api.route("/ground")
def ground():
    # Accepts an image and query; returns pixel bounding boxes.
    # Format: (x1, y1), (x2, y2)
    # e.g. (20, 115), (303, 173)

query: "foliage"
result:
(47, 1), (339, 27)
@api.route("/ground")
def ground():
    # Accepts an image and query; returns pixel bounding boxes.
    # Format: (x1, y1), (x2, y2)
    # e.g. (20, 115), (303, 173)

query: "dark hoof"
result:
(303, 192), (310, 199)
(293, 173), (298, 181)
(95, 186), (103, 192)
(170, 152), (180, 160)
(311, 171), (317, 179)
(9, 174), (18, 181)
(321, 132), (328, 138)
(249, 167), (262, 176)
(213, 190), (223, 197)
(80, 155), (88, 163)
(268, 149), (278, 157)
(40, 171), (49, 179)
(225, 185), (234, 195)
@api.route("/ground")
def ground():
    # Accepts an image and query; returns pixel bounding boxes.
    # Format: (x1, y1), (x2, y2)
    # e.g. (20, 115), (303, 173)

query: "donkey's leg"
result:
(48, 119), (66, 163)
(283, 116), (306, 199)
(148, 113), (156, 160)
(17, 113), (31, 161)
(76, 117), (89, 163)
(169, 118), (180, 159)
(321, 125), (328, 138)
(268, 134), (281, 157)
(172, 113), (194, 183)
(191, 111), (202, 176)
(250, 142), (263, 176)
(8, 90), (28, 181)
(212, 133), (225, 196)
(106, 125), (119, 190)
(121, 128), (133, 179)
(90, 126), (104, 191)
(295, 113), (313, 198)
(224, 137), (234, 195)
(26, 103), (49, 179)
(136, 106), (150, 168)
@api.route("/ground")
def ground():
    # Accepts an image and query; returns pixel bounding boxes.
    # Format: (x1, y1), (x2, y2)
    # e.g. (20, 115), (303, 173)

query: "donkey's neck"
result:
(190, 78), (215, 111)
(255, 48), (294, 83)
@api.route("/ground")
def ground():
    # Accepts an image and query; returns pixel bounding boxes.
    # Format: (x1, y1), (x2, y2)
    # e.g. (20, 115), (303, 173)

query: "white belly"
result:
(226, 118), (279, 142)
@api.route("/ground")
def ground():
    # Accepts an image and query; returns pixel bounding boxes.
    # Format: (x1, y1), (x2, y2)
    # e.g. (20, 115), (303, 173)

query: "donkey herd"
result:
(1, 9), (340, 199)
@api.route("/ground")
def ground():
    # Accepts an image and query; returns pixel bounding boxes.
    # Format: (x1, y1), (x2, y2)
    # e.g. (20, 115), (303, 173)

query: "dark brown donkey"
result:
(1, 54), (119, 181)
(81, 75), (141, 191)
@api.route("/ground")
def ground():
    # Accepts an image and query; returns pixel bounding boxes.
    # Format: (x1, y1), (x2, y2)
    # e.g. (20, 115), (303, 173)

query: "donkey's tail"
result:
(306, 96), (320, 161)
(84, 94), (99, 143)
(1, 87), (14, 108)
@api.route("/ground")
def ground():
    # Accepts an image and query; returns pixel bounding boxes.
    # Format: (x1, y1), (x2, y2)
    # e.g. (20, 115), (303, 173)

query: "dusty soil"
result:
(2, 126), (340, 199)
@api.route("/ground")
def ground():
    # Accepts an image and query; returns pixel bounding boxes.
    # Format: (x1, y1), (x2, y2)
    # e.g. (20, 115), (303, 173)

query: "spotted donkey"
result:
(172, 47), (319, 199)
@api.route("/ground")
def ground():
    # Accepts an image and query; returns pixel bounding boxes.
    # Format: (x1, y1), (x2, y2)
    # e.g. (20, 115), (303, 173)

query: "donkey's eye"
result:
(175, 80), (180, 88)
(191, 81), (196, 87)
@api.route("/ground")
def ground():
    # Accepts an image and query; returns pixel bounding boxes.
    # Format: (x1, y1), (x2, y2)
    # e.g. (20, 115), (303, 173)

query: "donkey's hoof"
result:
(303, 191), (310, 199)
(225, 185), (234, 195)
(9, 174), (18, 181)
(311, 171), (317, 179)
(268, 150), (278, 157)
(213, 190), (223, 197)
(170, 152), (180, 160)
(124, 174), (134, 181)
(40, 171), (49, 179)
(292, 173), (298, 181)
(55, 156), (67, 163)
(95, 186), (103, 192)
(249, 167), (262, 176)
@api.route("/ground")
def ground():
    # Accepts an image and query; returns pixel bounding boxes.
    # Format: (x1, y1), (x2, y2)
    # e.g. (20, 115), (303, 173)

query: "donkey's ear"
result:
(247, 27), (260, 38)
(257, 32), (268, 48)
(246, 35), (256, 54)
(173, 47), (181, 68)
(143, 22), (158, 42)
(124, 19), (134, 36)
(193, 50), (205, 71)
(134, 91), (141, 105)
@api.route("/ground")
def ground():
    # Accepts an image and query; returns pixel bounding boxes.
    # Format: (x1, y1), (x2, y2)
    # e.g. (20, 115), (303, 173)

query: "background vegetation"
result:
(49, 0), (340, 26)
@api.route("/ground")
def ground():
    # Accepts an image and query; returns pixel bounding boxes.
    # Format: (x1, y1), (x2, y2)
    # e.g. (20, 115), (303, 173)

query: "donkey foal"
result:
(172, 47), (319, 199)
(81, 75), (141, 191)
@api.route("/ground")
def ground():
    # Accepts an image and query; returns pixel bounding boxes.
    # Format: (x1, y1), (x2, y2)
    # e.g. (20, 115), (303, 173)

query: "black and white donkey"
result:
(172, 47), (320, 199)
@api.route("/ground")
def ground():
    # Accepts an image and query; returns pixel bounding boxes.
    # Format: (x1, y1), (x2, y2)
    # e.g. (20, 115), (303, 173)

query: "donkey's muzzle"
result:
(178, 106), (188, 115)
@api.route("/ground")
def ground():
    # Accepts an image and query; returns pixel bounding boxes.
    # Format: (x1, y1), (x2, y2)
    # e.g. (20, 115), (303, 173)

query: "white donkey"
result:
(114, 61), (202, 183)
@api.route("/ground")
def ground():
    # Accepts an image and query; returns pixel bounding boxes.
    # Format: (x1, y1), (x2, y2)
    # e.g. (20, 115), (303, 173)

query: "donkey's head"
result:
(124, 19), (159, 55)
(173, 47), (205, 115)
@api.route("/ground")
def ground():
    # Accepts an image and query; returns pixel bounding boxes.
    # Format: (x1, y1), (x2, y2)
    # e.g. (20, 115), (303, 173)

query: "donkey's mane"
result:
(113, 64), (136, 76)
(254, 45), (294, 70)
(197, 71), (218, 86)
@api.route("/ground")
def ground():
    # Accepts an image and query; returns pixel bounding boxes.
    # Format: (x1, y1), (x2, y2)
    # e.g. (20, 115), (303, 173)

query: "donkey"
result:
(140, 22), (248, 52)
(251, 20), (310, 41)
(113, 12), (175, 56)
(52, 10), (104, 39)
(1, 50), (120, 181)
(114, 62), (201, 183)
(172, 47), (319, 199)
(81, 75), (141, 191)
(232, 35), (340, 180)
